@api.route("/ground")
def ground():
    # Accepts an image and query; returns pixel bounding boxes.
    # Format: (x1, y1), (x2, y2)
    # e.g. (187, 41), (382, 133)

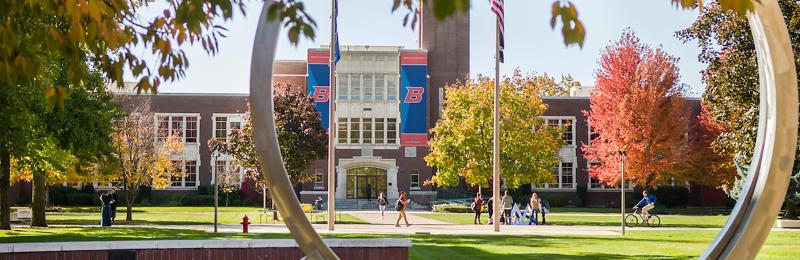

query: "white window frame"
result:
(587, 161), (634, 191)
(154, 113), (201, 143)
(335, 117), (400, 149)
(532, 161), (577, 191)
(542, 116), (576, 146)
(212, 113), (244, 142)
(164, 159), (200, 190)
(410, 169), (421, 190)
(314, 169), (324, 190)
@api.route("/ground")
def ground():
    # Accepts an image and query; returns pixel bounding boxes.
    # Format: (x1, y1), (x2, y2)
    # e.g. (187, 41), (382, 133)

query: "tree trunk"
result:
(784, 202), (798, 220)
(31, 170), (47, 227)
(0, 151), (11, 230)
(126, 186), (135, 221)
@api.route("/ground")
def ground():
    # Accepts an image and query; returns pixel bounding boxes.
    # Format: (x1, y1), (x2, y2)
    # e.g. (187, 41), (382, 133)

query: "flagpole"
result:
(492, 14), (501, 233)
(327, 0), (337, 231)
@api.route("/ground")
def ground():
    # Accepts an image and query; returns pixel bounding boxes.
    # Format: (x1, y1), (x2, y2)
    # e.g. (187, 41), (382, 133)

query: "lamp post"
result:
(210, 143), (222, 233)
(619, 150), (626, 235)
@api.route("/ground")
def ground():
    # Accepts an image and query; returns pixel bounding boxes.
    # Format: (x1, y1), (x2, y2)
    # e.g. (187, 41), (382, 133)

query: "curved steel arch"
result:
(702, 1), (798, 258)
(247, 1), (797, 259)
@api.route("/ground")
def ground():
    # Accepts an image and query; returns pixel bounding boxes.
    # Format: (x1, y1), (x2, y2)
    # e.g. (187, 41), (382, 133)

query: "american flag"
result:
(491, 0), (505, 63)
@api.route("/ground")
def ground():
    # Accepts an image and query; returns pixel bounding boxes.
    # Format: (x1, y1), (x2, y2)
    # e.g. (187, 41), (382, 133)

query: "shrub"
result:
(66, 193), (99, 206)
(540, 193), (574, 207)
(651, 186), (690, 208)
(576, 186), (588, 207)
(433, 204), (475, 213)
(49, 186), (77, 206)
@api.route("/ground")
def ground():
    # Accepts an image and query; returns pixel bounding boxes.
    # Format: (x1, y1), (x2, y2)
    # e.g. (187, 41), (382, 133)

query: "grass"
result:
(38, 206), (367, 225)
(415, 212), (729, 228)
(0, 227), (797, 259)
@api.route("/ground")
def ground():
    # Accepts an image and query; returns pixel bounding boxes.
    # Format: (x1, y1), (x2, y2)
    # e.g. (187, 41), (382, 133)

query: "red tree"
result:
(679, 103), (738, 188)
(583, 31), (690, 188)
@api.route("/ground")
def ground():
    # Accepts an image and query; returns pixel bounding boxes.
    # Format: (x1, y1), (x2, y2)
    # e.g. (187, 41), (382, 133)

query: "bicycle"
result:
(624, 207), (661, 228)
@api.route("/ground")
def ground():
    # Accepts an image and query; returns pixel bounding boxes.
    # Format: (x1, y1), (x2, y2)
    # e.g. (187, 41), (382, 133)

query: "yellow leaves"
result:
(550, 1), (586, 49)
(718, 0), (758, 16)
(44, 86), (67, 109)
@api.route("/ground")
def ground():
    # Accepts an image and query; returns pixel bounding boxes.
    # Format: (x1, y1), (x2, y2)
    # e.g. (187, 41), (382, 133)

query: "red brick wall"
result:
(0, 247), (409, 260)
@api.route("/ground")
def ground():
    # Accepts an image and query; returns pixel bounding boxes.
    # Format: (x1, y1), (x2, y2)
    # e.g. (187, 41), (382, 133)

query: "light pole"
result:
(619, 150), (626, 236)
(211, 144), (221, 233)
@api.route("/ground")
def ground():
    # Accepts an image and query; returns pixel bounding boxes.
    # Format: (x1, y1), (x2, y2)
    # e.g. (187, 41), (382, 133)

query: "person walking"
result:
(501, 190), (513, 225)
(472, 192), (483, 224)
(395, 191), (410, 227)
(486, 196), (494, 225)
(109, 188), (118, 224)
(100, 190), (112, 227)
(528, 193), (541, 225)
(365, 183), (372, 202)
(377, 192), (388, 220)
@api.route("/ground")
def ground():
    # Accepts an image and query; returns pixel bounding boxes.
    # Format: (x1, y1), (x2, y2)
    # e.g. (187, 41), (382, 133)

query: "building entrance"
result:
(346, 167), (387, 200)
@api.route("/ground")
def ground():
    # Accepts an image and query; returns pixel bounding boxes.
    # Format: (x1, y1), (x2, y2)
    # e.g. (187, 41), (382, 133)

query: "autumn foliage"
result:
(583, 31), (691, 188)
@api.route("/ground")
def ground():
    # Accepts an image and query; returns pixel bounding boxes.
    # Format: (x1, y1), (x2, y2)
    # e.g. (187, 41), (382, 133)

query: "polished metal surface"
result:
(248, 2), (339, 259)
(702, 0), (798, 259)
(246, 0), (796, 259)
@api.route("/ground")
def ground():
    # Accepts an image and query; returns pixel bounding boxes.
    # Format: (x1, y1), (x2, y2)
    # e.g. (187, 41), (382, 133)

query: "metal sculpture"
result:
(246, 0), (797, 259)
(702, 1), (798, 258)
(248, 2), (338, 259)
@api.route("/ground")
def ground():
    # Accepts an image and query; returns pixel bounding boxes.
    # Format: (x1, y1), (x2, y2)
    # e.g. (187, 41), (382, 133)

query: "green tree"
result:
(208, 84), (327, 190)
(425, 74), (563, 189)
(676, 0), (800, 218)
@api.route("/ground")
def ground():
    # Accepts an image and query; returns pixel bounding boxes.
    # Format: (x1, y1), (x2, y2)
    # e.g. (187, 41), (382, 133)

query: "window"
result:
(387, 76), (397, 100)
(350, 118), (360, 143)
(363, 74), (373, 101)
(169, 160), (198, 188)
(363, 118), (372, 144)
(387, 118), (397, 144)
(338, 118), (348, 144)
(157, 116), (169, 142)
(351, 74), (361, 100)
(410, 169), (420, 189)
(546, 118), (574, 145)
(214, 115), (243, 141)
(534, 161), (575, 189)
(215, 117), (227, 140)
(170, 160), (183, 187)
(338, 75), (349, 100)
(184, 160), (198, 187)
(185, 116), (198, 142)
(375, 119), (385, 144)
(588, 124), (600, 146)
(314, 169), (324, 189)
(561, 162), (574, 189)
(171, 116), (184, 140)
(375, 75), (385, 101)
(588, 161), (607, 189)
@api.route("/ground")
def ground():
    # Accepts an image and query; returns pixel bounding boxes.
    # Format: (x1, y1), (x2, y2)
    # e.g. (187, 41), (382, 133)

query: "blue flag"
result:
(333, 0), (341, 65)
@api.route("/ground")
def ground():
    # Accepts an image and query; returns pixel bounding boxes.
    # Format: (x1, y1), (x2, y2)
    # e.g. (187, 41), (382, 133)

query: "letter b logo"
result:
(312, 86), (330, 102)
(404, 87), (424, 103)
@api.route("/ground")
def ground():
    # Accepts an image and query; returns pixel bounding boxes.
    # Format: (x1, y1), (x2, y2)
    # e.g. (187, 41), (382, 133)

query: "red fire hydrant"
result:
(241, 215), (251, 233)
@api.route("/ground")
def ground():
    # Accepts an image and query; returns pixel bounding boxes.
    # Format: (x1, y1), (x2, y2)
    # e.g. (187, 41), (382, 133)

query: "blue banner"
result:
(307, 63), (330, 130)
(400, 62), (428, 146)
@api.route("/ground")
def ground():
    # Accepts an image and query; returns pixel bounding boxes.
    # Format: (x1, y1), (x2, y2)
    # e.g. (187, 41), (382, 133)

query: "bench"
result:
(11, 208), (32, 222)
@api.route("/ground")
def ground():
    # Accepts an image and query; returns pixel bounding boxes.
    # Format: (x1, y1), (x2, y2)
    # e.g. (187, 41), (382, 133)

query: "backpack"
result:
(379, 197), (387, 206)
(395, 199), (404, 211)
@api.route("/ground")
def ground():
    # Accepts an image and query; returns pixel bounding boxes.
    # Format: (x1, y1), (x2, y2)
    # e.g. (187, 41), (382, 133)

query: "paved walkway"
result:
(215, 223), (622, 236)
(348, 211), (448, 225)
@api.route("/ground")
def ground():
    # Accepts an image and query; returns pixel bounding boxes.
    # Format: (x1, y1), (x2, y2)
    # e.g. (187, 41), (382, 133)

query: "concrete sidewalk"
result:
(348, 211), (448, 225)
(216, 223), (622, 236)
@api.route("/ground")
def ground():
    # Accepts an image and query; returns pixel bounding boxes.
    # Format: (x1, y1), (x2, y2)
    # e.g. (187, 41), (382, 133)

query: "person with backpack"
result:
(395, 191), (410, 227)
(472, 192), (483, 224)
(377, 192), (388, 220)
(540, 198), (550, 225)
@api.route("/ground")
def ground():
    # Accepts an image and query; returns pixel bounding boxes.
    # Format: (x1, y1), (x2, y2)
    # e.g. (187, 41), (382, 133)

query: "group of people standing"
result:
(473, 190), (548, 225)
(100, 188), (118, 226)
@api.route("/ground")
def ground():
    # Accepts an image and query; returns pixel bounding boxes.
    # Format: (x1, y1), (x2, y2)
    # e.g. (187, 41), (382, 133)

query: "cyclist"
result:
(633, 190), (657, 221)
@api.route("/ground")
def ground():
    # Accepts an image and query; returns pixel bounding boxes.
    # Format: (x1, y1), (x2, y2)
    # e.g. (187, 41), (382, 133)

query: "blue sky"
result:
(140, 0), (705, 96)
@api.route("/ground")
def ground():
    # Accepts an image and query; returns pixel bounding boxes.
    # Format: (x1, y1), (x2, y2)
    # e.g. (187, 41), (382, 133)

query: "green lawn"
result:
(40, 206), (367, 225)
(0, 227), (797, 259)
(415, 212), (729, 228)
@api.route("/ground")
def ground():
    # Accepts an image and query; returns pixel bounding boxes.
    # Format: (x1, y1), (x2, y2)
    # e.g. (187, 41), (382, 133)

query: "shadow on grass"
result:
(410, 244), (694, 260)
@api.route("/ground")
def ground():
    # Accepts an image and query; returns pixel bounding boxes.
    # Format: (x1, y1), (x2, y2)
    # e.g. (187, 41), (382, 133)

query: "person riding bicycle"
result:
(633, 190), (657, 221)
